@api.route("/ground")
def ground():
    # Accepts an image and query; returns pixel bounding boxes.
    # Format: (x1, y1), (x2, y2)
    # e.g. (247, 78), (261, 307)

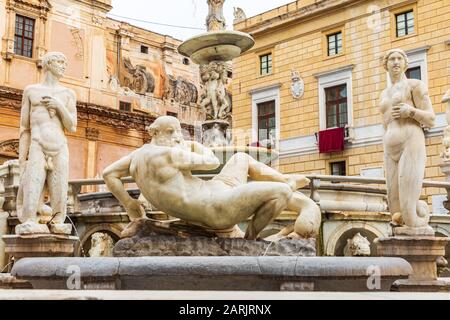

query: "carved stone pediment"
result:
(6, 0), (52, 16)
(0, 140), (19, 158)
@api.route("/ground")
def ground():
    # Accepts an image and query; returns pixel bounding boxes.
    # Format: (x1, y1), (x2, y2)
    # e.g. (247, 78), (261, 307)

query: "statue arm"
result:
(58, 90), (77, 133)
(170, 144), (220, 171)
(103, 155), (134, 207)
(410, 82), (436, 128)
(19, 90), (31, 175)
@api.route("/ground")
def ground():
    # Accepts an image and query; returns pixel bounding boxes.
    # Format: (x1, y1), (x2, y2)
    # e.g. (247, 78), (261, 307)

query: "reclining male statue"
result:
(103, 116), (321, 240)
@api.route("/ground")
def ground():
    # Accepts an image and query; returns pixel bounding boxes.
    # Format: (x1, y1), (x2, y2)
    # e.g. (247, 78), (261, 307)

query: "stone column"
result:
(85, 127), (100, 193)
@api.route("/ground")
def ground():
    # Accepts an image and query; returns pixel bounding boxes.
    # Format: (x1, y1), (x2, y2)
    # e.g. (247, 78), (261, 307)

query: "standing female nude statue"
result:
(379, 49), (435, 235)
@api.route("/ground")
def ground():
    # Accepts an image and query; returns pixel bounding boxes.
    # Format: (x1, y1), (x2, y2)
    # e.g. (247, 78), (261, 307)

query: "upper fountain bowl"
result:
(178, 30), (255, 65)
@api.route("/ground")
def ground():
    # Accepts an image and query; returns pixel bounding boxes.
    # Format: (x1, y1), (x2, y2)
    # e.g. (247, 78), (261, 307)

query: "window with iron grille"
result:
(119, 101), (131, 112)
(14, 15), (35, 58)
(257, 100), (276, 143)
(405, 66), (421, 80)
(260, 54), (272, 76)
(166, 111), (178, 118)
(330, 161), (346, 176)
(327, 32), (342, 56)
(325, 84), (348, 129)
(396, 10), (414, 37)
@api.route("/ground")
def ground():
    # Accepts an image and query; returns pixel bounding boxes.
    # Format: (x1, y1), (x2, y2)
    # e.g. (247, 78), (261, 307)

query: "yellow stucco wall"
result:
(233, 0), (450, 205)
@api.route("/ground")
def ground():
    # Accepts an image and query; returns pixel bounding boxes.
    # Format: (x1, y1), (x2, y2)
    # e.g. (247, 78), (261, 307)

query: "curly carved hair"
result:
(382, 48), (409, 71)
(42, 52), (68, 71)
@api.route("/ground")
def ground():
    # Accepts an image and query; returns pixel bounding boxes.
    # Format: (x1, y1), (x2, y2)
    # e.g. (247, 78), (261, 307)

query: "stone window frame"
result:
(328, 160), (347, 176)
(255, 48), (274, 78)
(1, 0), (51, 64)
(390, 3), (418, 42)
(315, 65), (354, 131)
(322, 26), (345, 59)
(250, 84), (281, 148)
(14, 14), (36, 58)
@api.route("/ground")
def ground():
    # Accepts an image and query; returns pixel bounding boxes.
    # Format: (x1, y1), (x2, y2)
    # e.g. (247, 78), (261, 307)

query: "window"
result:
(406, 66), (421, 80)
(396, 10), (414, 37)
(257, 100), (276, 143)
(182, 58), (190, 65)
(325, 84), (348, 129)
(141, 45), (149, 54)
(330, 161), (346, 176)
(119, 101), (131, 112)
(260, 54), (272, 76)
(166, 111), (178, 118)
(14, 15), (35, 58)
(327, 32), (343, 56)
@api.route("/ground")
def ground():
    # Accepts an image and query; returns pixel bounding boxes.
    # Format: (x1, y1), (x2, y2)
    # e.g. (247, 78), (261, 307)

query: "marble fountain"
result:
(3, 1), (450, 293)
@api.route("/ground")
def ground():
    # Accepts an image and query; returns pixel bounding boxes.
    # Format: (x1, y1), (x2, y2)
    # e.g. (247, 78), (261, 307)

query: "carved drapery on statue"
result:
(206, 0), (225, 31)
(121, 57), (155, 95)
(164, 76), (198, 105)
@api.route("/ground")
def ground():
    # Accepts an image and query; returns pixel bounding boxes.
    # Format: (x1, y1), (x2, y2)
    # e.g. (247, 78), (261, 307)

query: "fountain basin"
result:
(11, 256), (412, 291)
(178, 30), (255, 65)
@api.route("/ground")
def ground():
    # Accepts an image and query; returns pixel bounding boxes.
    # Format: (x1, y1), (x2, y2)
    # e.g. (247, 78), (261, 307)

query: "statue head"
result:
(383, 48), (409, 75)
(147, 116), (185, 147)
(42, 52), (68, 79)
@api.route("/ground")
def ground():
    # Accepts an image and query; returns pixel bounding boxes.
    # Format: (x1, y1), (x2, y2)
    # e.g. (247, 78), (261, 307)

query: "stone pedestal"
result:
(2, 234), (78, 260)
(0, 212), (8, 271)
(375, 236), (450, 292)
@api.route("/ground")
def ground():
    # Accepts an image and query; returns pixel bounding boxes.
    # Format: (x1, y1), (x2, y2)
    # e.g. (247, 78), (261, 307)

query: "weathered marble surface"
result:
(113, 219), (316, 257)
(103, 116), (321, 240)
(343, 233), (371, 257)
(379, 49), (436, 235)
(11, 256), (412, 291)
(16, 52), (77, 236)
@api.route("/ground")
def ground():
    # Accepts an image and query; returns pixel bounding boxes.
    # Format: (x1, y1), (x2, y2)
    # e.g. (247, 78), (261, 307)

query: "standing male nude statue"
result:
(103, 116), (321, 240)
(16, 52), (77, 235)
(379, 48), (435, 235)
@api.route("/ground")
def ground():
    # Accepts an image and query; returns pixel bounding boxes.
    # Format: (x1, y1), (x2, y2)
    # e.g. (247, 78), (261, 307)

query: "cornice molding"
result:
(0, 86), (194, 135)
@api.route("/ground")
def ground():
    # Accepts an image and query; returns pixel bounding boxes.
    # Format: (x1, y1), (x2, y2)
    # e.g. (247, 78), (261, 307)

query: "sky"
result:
(109, 0), (294, 40)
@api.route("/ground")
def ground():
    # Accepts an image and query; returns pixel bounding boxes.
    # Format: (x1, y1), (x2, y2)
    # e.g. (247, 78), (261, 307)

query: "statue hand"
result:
(41, 96), (64, 114)
(392, 103), (413, 119)
(125, 198), (146, 221)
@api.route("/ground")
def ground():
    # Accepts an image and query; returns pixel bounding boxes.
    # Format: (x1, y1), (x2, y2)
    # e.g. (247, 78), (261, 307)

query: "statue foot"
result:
(15, 221), (50, 235)
(49, 223), (72, 235)
(286, 175), (310, 191)
(393, 225), (435, 237)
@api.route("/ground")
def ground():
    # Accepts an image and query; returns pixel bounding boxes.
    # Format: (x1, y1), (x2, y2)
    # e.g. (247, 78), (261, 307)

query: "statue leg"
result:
(227, 182), (292, 240)
(15, 143), (49, 235)
(47, 145), (71, 234)
(385, 153), (401, 224)
(221, 152), (309, 190)
(19, 143), (46, 224)
(398, 143), (429, 228)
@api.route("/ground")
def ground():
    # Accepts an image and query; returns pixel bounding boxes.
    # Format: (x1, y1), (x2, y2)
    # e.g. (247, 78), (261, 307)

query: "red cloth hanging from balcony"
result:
(318, 127), (345, 153)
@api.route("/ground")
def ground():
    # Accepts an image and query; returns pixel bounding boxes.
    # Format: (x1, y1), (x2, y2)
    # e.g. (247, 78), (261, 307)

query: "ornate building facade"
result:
(232, 0), (450, 257)
(0, 0), (201, 179)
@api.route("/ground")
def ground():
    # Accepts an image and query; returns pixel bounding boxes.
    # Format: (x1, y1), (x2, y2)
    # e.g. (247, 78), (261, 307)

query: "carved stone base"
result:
(15, 221), (50, 235)
(2, 234), (78, 260)
(114, 219), (316, 257)
(375, 236), (450, 292)
(393, 225), (435, 236)
(49, 223), (73, 235)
